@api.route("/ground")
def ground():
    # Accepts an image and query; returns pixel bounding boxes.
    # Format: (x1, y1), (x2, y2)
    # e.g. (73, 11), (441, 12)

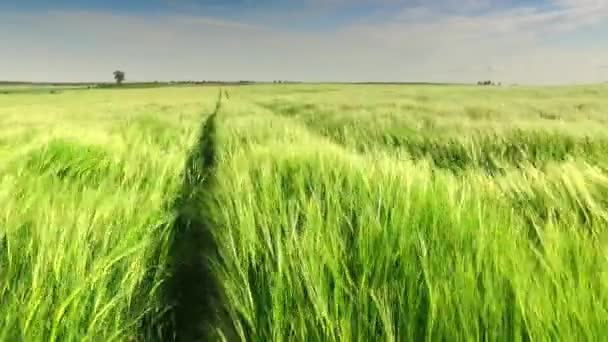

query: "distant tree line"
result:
(477, 80), (502, 86)
(109, 70), (261, 86)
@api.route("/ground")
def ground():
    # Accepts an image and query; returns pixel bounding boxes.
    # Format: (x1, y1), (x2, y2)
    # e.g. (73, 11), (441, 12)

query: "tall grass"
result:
(0, 87), (217, 340)
(201, 109), (608, 340)
(1, 84), (608, 340)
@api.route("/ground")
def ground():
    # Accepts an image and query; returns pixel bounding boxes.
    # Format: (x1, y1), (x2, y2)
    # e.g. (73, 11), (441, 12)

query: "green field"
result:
(1, 84), (608, 341)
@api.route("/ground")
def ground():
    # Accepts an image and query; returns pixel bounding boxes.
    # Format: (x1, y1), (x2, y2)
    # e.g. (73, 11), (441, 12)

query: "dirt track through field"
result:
(155, 90), (234, 341)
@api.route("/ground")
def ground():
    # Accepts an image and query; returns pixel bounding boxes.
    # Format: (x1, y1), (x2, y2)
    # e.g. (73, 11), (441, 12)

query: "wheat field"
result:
(1, 84), (608, 341)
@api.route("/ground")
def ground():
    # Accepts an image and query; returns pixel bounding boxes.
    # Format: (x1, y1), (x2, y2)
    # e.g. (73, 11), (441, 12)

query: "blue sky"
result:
(1, 0), (549, 27)
(1, 0), (607, 83)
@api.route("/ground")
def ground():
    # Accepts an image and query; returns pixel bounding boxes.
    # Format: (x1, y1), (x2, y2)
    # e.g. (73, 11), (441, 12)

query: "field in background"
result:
(1, 84), (608, 340)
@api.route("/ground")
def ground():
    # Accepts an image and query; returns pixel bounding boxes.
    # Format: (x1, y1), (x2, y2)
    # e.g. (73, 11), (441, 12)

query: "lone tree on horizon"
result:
(113, 70), (125, 85)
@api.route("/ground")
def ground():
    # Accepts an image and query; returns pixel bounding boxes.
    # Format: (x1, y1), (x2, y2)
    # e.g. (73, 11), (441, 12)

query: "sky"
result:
(1, 0), (607, 84)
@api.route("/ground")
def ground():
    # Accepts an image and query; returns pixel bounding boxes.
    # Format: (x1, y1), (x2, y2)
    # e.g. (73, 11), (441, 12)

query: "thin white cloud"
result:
(331, 0), (608, 83)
